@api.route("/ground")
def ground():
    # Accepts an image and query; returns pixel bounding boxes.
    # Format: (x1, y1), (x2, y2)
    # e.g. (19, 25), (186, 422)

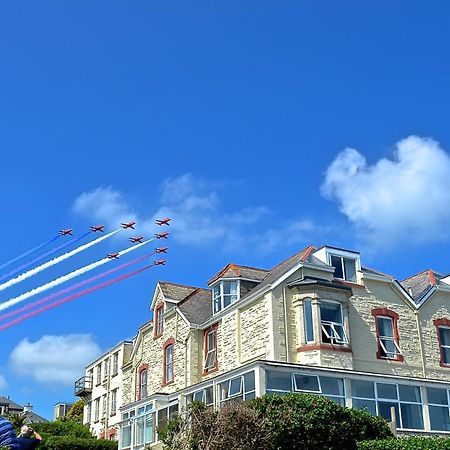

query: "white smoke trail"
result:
(0, 229), (121, 294)
(0, 239), (153, 312)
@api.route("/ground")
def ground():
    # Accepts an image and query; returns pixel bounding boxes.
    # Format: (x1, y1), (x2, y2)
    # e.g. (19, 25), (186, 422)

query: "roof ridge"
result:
(269, 245), (315, 272)
(231, 263), (270, 272)
(158, 280), (203, 290)
(401, 269), (442, 283)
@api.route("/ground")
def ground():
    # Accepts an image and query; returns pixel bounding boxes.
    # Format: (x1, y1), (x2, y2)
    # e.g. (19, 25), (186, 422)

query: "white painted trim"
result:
(175, 307), (191, 327)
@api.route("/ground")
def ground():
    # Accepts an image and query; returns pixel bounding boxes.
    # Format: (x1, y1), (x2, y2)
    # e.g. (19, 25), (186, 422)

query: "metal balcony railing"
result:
(74, 376), (93, 396)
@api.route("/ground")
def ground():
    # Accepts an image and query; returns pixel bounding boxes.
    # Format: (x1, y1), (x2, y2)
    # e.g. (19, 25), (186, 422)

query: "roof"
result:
(158, 281), (200, 301)
(400, 269), (443, 303)
(208, 263), (269, 285)
(0, 396), (48, 423)
(178, 288), (213, 325)
(240, 245), (318, 300)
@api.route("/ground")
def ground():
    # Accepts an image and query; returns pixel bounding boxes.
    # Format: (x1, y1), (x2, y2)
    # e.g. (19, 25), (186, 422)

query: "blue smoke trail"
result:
(0, 235), (60, 272)
(0, 231), (91, 282)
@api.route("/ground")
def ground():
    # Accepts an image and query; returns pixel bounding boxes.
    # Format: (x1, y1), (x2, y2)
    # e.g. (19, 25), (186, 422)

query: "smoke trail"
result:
(0, 232), (91, 282)
(0, 235), (60, 272)
(0, 229), (121, 293)
(0, 238), (153, 312)
(0, 264), (154, 332)
(0, 252), (155, 322)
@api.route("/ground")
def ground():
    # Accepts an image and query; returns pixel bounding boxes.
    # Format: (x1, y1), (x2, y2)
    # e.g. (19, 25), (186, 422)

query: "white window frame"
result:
(111, 389), (117, 416)
(328, 252), (358, 282)
(140, 368), (148, 399)
(165, 344), (174, 383)
(377, 316), (402, 359)
(155, 305), (164, 336)
(320, 301), (348, 345)
(293, 373), (322, 393)
(212, 280), (240, 314)
(94, 398), (100, 422)
(96, 363), (102, 385)
(112, 352), (119, 376)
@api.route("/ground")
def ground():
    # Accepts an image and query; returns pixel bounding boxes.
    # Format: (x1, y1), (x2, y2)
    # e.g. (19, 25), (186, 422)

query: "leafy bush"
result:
(32, 419), (93, 439)
(248, 393), (392, 450)
(358, 437), (450, 449)
(35, 436), (118, 450)
(162, 394), (392, 450)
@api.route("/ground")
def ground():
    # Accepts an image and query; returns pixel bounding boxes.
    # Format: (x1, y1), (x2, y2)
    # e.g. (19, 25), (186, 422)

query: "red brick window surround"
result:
(203, 323), (219, 375)
(371, 308), (403, 362)
(138, 364), (149, 400)
(163, 338), (175, 385)
(433, 318), (450, 367)
(154, 303), (164, 338)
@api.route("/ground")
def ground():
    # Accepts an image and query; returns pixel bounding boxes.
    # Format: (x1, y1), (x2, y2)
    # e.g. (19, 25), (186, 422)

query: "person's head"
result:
(19, 425), (34, 438)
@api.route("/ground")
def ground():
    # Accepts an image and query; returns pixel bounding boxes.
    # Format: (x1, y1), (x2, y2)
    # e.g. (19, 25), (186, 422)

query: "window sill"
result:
(376, 352), (404, 362)
(297, 344), (353, 354)
(203, 366), (218, 376)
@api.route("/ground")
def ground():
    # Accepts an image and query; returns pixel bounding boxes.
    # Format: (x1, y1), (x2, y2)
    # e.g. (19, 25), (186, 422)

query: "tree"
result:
(66, 399), (85, 424)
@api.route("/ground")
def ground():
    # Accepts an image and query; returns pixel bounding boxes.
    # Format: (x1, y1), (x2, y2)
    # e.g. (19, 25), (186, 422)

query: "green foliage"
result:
(32, 418), (93, 439)
(66, 399), (85, 424)
(248, 393), (393, 450)
(7, 412), (28, 432)
(30, 436), (118, 450)
(358, 437), (450, 449)
(162, 394), (391, 450)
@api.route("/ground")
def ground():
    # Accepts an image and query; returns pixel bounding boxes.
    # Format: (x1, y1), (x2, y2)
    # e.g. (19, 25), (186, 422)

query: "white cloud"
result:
(322, 135), (450, 245)
(9, 334), (101, 386)
(72, 174), (324, 255)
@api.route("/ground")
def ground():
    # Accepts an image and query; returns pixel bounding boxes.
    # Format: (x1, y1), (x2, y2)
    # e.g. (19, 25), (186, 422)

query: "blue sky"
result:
(1, 1), (450, 419)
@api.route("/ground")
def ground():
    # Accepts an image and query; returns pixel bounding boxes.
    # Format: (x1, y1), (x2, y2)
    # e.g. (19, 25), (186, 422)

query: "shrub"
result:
(358, 437), (450, 450)
(32, 419), (93, 439)
(33, 436), (118, 450)
(249, 393), (392, 450)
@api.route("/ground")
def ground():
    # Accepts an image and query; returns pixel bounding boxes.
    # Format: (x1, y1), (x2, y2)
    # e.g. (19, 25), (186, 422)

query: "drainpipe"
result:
(415, 310), (426, 378)
(282, 285), (290, 363)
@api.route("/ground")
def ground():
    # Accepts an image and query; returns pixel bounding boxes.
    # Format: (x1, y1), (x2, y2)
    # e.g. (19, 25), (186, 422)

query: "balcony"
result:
(74, 376), (93, 397)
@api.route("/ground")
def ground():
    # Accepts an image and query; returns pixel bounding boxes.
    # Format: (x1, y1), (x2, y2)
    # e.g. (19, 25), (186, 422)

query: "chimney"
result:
(23, 403), (33, 413)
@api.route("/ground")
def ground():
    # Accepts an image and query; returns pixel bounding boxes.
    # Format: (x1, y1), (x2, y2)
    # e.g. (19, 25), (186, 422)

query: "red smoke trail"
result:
(0, 252), (155, 323)
(0, 264), (154, 332)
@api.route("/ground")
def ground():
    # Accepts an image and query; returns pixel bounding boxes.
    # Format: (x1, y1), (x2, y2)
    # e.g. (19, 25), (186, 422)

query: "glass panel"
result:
(293, 374), (320, 392)
(244, 371), (255, 392)
(344, 258), (356, 282)
(205, 386), (214, 405)
(122, 424), (131, 447)
(352, 380), (375, 399)
(377, 383), (398, 400)
(429, 405), (450, 431)
(378, 402), (400, 427)
(144, 413), (154, 443)
(352, 398), (376, 415)
(320, 302), (342, 323)
(439, 327), (450, 346)
(157, 408), (168, 432)
(169, 404), (178, 418)
(330, 255), (344, 279)
(135, 416), (144, 445)
(377, 317), (393, 337)
(229, 377), (243, 396)
(400, 403), (423, 430)
(245, 391), (256, 401)
(326, 396), (345, 406)
(398, 385), (421, 403)
(442, 347), (450, 365)
(266, 371), (292, 392)
(379, 337), (397, 358)
(427, 387), (448, 406)
(193, 390), (204, 402)
(320, 377), (344, 396)
(304, 299), (314, 342)
(213, 286), (221, 313)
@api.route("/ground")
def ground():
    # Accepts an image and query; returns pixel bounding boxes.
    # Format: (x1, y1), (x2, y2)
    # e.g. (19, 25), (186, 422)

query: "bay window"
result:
(213, 280), (239, 313)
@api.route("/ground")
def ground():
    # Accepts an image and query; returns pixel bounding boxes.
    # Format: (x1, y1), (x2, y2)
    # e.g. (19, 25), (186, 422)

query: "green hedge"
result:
(248, 393), (393, 450)
(32, 419), (93, 439)
(358, 437), (450, 449)
(34, 436), (118, 450)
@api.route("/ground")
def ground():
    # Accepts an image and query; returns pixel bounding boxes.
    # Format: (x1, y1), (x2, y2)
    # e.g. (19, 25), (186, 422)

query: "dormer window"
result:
(213, 280), (239, 314)
(330, 254), (357, 282)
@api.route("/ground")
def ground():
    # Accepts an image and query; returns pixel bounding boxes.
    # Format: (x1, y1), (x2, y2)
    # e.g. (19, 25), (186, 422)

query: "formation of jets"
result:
(62, 219), (171, 264)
